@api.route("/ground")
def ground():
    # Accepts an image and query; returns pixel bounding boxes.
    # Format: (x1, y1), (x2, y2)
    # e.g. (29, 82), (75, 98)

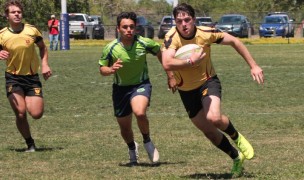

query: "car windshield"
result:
(136, 17), (147, 25)
(196, 17), (212, 25)
(264, 16), (286, 23)
(69, 15), (84, 21)
(220, 16), (242, 24)
(196, 18), (212, 23)
(162, 17), (175, 25)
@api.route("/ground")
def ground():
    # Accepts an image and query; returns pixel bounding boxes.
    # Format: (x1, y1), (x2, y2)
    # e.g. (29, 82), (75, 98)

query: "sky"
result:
(166, 0), (174, 4)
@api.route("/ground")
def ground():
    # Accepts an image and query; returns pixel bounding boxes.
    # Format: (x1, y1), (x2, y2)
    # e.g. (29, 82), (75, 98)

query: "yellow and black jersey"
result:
(0, 23), (43, 75)
(161, 26), (225, 91)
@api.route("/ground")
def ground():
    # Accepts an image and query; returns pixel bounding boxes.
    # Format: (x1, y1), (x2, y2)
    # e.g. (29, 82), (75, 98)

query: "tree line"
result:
(1, 0), (303, 31)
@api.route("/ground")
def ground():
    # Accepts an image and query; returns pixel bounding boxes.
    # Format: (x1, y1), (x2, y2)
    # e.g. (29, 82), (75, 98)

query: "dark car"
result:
(215, 14), (253, 38)
(90, 15), (105, 39)
(157, 15), (175, 39)
(115, 16), (154, 39)
(135, 16), (154, 39)
(196, 17), (213, 27)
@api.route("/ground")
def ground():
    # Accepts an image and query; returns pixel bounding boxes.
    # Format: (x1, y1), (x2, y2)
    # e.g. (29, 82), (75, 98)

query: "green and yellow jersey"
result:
(99, 35), (160, 86)
(0, 23), (43, 75)
(161, 26), (225, 91)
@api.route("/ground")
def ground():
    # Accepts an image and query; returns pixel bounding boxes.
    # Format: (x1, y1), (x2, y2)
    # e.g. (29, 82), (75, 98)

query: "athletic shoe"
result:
(144, 141), (159, 163)
(128, 142), (139, 165)
(234, 133), (254, 160)
(231, 152), (245, 177)
(25, 144), (36, 153)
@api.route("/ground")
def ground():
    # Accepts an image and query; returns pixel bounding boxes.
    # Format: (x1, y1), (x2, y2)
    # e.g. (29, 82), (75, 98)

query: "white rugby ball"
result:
(174, 44), (202, 60)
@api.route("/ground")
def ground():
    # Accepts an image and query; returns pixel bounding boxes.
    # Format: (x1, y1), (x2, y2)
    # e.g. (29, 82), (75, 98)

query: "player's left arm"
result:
(220, 33), (264, 85)
(36, 38), (52, 80)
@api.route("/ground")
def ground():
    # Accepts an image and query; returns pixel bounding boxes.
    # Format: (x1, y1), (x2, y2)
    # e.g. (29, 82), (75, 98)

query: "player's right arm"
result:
(161, 47), (205, 71)
(99, 59), (123, 76)
(99, 43), (123, 76)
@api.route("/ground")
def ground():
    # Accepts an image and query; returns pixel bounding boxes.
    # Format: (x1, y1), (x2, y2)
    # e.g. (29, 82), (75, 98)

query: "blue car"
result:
(259, 15), (288, 37)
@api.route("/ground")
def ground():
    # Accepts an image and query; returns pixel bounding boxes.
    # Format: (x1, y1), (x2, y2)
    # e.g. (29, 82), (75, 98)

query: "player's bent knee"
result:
(206, 115), (222, 127)
(30, 112), (43, 119)
(134, 112), (147, 120)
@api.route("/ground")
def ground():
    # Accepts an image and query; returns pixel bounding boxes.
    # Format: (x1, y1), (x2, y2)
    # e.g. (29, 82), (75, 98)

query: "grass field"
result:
(0, 41), (303, 179)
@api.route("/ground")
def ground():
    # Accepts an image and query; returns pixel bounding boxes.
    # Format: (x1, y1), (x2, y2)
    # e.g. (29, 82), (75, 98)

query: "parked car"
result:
(196, 16), (213, 27)
(267, 12), (295, 37)
(69, 13), (94, 39)
(215, 14), (253, 38)
(115, 16), (154, 39)
(259, 15), (289, 37)
(135, 16), (154, 39)
(90, 15), (105, 39)
(157, 15), (175, 39)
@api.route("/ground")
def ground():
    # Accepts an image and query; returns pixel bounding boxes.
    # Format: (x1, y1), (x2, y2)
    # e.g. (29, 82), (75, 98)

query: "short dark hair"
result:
(173, 3), (195, 19)
(117, 12), (137, 26)
(4, 0), (24, 16)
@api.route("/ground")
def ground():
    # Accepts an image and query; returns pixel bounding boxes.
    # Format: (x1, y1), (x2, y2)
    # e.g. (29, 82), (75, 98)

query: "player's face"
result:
(7, 5), (23, 25)
(175, 12), (195, 38)
(117, 18), (135, 40)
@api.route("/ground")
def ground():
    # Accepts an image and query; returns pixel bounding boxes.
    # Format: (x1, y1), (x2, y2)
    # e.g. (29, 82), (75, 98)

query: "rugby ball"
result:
(174, 44), (202, 60)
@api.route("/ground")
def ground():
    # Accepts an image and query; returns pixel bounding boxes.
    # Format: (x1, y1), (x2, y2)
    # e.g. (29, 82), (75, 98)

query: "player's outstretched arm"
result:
(220, 33), (264, 85)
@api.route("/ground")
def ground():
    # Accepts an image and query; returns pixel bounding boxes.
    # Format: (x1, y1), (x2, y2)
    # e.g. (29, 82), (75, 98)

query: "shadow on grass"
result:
(119, 161), (186, 167)
(10, 147), (64, 152)
(182, 171), (255, 179)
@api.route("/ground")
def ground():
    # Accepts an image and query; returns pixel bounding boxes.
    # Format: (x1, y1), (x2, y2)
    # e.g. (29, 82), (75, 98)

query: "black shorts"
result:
(112, 79), (152, 117)
(5, 72), (43, 97)
(178, 76), (221, 118)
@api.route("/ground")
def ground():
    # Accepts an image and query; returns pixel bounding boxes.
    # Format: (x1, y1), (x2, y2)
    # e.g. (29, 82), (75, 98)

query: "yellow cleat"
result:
(234, 133), (254, 160)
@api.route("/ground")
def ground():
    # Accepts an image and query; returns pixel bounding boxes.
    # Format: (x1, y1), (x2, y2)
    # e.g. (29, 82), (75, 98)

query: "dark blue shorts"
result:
(5, 72), (43, 97)
(178, 76), (221, 118)
(112, 79), (152, 117)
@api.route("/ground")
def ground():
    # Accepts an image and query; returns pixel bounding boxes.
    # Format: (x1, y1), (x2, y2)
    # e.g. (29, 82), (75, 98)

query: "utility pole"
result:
(173, 0), (178, 7)
(60, 0), (70, 50)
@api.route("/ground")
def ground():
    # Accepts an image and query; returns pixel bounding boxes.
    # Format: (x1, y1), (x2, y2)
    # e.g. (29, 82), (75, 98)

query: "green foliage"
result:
(0, 0), (304, 30)
(0, 0), (90, 31)
(67, 0), (90, 14)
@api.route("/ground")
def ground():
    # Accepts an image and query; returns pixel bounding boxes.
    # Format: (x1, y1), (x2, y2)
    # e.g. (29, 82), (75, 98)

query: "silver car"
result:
(215, 14), (252, 38)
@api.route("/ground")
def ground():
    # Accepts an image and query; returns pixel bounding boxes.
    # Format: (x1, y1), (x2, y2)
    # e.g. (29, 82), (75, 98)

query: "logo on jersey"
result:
(34, 88), (41, 95)
(202, 88), (208, 96)
(7, 85), (13, 93)
(137, 88), (145, 93)
(136, 50), (145, 57)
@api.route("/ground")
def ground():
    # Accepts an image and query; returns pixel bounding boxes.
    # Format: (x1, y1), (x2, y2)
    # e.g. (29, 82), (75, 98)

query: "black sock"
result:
(127, 141), (136, 150)
(25, 136), (35, 146)
(223, 120), (239, 141)
(142, 133), (151, 144)
(217, 135), (239, 159)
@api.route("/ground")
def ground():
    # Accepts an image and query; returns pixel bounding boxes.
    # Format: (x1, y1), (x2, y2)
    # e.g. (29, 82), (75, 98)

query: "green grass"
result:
(0, 42), (303, 179)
